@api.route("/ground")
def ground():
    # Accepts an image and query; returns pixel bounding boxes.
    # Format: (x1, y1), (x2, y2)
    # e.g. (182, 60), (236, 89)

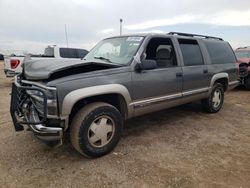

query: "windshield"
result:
(84, 36), (144, 65)
(235, 51), (250, 59)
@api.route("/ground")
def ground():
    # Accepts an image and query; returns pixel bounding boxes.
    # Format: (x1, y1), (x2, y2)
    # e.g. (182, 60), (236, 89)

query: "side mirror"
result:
(136, 59), (157, 71)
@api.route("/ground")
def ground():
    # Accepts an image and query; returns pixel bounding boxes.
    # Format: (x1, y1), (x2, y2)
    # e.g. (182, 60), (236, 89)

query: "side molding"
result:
(61, 84), (133, 118)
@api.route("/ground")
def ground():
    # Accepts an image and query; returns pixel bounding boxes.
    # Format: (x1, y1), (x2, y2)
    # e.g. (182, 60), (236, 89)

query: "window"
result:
(44, 47), (55, 57)
(145, 37), (177, 68)
(235, 51), (250, 59)
(60, 48), (88, 58)
(84, 37), (143, 65)
(178, 39), (204, 66)
(204, 41), (236, 64)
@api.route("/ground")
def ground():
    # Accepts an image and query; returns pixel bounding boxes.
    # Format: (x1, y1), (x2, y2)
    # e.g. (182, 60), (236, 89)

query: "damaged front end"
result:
(237, 62), (250, 85)
(10, 75), (63, 145)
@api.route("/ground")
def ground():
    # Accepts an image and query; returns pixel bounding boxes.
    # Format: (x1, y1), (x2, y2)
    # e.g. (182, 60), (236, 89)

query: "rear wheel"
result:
(244, 76), (250, 90)
(70, 102), (123, 158)
(202, 83), (224, 113)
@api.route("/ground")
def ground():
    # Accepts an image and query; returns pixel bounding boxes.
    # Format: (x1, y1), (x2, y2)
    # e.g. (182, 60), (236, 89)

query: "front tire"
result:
(70, 102), (123, 158)
(202, 83), (224, 113)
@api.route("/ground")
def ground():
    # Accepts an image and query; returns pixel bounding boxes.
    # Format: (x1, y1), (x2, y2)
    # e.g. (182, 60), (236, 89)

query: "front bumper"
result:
(10, 76), (63, 142)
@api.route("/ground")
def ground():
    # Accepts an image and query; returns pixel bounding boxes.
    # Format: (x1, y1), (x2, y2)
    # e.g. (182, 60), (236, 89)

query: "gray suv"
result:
(10, 32), (238, 157)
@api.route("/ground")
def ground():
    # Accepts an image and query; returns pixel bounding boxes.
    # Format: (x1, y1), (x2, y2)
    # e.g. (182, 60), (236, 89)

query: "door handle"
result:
(176, 72), (183, 77)
(203, 69), (208, 74)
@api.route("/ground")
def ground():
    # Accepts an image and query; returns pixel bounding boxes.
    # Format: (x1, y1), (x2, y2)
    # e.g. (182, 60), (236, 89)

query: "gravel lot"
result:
(0, 61), (250, 188)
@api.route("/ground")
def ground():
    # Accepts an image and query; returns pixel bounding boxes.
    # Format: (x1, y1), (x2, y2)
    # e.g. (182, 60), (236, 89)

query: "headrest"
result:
(156, 48), (170, 60)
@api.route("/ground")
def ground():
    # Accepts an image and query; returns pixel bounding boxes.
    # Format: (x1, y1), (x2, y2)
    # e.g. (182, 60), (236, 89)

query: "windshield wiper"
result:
(94, 56), (114, 64)
(93, 56), (123, 66)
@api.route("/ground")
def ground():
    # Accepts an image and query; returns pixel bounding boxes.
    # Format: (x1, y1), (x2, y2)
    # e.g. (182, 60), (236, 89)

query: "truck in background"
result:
(234, 46), (250, 90)
(4, 46), (88, 77)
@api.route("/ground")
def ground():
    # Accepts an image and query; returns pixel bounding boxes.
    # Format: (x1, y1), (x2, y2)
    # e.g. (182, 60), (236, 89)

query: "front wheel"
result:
(202, 83), (224, 113)
(70, 102), (123, 158)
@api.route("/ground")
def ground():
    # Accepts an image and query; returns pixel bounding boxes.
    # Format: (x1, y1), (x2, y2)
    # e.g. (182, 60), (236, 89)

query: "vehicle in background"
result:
(3, 46), (88, 77)
(10, 32), (238, 158)
(0, 54), (4, 61)
(234, 46), (250, 90)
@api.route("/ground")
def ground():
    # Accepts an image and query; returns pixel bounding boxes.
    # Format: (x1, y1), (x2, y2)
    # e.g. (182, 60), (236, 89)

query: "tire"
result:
(70, 102), (123, 158)
(244, 76), (250, 90)
(202, 83), (224, 113)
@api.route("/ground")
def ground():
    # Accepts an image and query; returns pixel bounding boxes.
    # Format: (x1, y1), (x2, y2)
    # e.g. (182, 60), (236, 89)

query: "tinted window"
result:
(204, 41), (236, 64)
(60, 48), (88, 58)
(179, 39), (204, 66)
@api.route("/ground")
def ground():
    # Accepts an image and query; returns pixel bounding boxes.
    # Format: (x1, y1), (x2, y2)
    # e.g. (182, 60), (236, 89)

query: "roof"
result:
(106, 32), (224, 41)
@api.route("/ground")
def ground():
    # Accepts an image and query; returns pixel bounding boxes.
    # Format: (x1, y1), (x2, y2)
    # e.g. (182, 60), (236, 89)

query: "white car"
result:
(4, 46), (88, 77)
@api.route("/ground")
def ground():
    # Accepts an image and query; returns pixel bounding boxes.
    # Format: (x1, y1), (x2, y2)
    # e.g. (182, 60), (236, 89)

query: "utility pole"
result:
(64, 24), (69, 47)
(120, 18), (123, 35)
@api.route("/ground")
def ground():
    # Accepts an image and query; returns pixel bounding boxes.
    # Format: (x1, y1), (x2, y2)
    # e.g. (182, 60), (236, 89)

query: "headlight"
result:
(26, 87), (58, 116)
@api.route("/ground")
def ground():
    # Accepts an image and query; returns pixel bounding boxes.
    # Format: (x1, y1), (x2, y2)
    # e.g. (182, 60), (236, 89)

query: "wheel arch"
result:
(210, 73), (229, 92)
(61, 84), (133, 128)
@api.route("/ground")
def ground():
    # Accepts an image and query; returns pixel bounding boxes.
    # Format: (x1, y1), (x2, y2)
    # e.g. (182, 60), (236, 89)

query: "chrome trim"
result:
(182, 87), (210, 96)
(229, 81), (239, 86)
(131, 93), (182, 108)
(131, 87), (210, 109)
(228, 80), (239, 90)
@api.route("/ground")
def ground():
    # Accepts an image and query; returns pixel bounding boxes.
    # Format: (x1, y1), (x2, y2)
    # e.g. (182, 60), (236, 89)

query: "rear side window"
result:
(204, 41), (236, 64)
(178, 39), (204, 66)
(60, 48), (88, 58)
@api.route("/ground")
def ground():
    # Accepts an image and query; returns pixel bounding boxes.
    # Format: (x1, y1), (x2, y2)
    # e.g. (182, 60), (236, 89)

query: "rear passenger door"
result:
(177, 39), (209, 96)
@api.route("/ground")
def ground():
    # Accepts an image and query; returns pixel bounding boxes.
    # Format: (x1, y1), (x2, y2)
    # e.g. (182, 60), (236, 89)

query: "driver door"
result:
(131, 37), (182, 116)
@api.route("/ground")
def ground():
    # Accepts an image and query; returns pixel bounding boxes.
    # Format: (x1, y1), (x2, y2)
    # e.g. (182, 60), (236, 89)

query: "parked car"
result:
(0, 54), (4, 60)
(4, 46), (88, 77)
(10, 32), (238, 158)
(234, 47), (250, 90)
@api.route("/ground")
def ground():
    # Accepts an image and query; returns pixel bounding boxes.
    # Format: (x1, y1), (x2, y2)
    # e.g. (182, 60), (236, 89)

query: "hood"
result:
(23, 58), (121, 80)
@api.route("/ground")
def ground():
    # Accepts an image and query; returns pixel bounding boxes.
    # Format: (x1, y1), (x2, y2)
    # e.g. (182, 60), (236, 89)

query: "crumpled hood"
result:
(23, 58), (117, 80)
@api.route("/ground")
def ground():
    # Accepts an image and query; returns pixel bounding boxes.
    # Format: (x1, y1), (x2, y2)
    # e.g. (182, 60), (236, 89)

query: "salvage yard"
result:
(0, 61), (249, 187)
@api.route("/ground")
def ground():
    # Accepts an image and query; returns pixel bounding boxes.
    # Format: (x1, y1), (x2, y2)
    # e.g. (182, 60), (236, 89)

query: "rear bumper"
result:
(4, 69), (18, 77)
(10, 77), (63, 142)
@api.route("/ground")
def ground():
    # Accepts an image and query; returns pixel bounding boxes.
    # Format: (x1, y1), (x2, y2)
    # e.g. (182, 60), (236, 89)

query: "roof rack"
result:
(168, 32), (223, 41)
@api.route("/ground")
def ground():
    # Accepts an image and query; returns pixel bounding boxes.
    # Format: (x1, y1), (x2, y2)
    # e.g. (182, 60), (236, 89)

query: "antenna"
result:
(64, 24), (69, 47)
(120, 18), (123, 35)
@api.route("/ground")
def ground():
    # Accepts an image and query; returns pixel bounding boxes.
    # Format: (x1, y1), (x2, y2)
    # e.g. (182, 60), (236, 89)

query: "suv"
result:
(234, 47), (250, 90)
(10, 32), (238, 158)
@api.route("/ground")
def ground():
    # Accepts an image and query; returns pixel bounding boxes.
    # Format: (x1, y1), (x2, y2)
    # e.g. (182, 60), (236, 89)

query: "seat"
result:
(156, 48), (173, 68)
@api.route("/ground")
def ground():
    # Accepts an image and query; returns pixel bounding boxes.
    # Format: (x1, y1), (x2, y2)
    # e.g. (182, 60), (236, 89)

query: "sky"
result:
(0, 0), (250, 54)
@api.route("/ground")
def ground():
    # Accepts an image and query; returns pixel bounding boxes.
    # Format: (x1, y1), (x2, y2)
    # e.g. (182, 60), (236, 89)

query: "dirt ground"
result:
(0, 61), (249, 188)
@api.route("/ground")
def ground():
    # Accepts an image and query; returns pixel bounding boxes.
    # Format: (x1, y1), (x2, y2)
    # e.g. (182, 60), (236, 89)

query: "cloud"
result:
(0, 0), (250, 53)
(100, 28), (115, 34)
(125, 15), (195, 30)
(124, 10), (250, 31)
